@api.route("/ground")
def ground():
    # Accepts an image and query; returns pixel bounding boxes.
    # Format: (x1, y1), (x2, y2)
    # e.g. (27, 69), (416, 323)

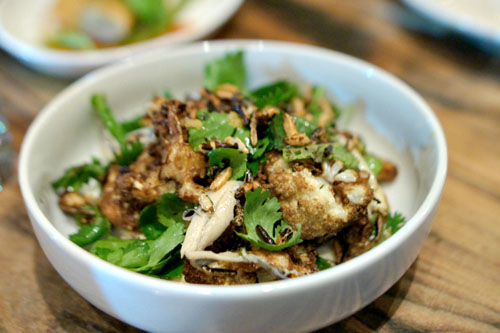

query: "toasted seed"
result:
(256, 225), (276, 245)
(209, 167), (233, 191)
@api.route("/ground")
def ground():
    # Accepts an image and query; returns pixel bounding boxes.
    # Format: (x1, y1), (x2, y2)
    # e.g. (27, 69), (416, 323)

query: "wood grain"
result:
(1, 0), (499, 331)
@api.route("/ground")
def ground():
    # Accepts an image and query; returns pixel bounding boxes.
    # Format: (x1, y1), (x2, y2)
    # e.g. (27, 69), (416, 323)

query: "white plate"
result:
(0, 0), (243, 78)
(402, 0), (500, 49)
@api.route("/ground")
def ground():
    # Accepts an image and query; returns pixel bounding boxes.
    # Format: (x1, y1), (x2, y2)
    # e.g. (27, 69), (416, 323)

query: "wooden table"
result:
(1, 0), (499, 331)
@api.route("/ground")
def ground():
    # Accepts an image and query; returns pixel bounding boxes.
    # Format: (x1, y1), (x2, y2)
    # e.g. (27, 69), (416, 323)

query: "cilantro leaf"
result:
(250, 80), (299, 109)
(282, 143), (359, 169)
(140, 193), (194, 240)
(121, 115), (144, 133)
(294, 115), (318, 136)
(316, 255), (333, 271)
(236, 188), (301, 251)
(188, 109), (235, 151)
(47, 31), (95, 50)
(91, 94), (143, 165)
(308, 86), (325, 123)
(157, 193), (195, 228)
(326, 144), (359, 169)
(114, 141), (143, 166)
(69, 206), (111, 247)
(384, 212), (406, 235)
(52, 158), (106, 192)
(124, 0), (169, 25)
(363, 153), (383, 176)
(92, 194), (190, 274)
(91, 94), (126, 144)
(204, 51), (247, 92)
(265, 111), (287, 151)
(208, 148), (247, 180)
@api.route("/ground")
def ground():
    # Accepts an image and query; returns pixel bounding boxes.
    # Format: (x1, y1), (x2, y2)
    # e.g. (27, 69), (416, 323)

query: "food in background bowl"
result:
(52, 51), (404, 285)
(48, 0), (187, 49)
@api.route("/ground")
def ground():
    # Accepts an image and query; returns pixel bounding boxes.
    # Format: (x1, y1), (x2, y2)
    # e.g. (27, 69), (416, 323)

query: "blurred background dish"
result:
(0, 0), (243, 78)
(402, 0), (500, 50)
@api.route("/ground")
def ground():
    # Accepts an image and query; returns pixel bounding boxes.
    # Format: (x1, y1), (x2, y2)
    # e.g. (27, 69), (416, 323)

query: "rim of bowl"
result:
(401, 0), (500, 47)
(0, 0), (243, 67)
(19, 39), (448, 299)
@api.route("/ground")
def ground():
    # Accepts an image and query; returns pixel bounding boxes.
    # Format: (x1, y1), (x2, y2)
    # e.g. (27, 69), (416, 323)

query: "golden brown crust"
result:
(377, 159), (398, 182)
(263, 152), (373, 240)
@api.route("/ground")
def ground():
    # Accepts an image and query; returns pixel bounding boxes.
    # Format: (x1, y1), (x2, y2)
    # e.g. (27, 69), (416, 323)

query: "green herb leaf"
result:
(114, 141), (143, 166)
(52, 158), (106, 192)
(121, 116), (144, 133)
(140, 193), (194, 240)
(326, 144), (359, 169)
(48, 31), (95, 50)
(236, 188), (301, 251)
(156, 193), (195, 228)
(124, 0), (169, 25)
(265, 111), (287, 151)
(70, 206), (111, 247)
(282, 143), (359, 169)
(91, 94), (126, 144)
(316, 255), (333, 271)
(91, 94), (143, 165)
(91, 215), (185, 274)
(294, 115), (318, 136)
(384, 212), (406, 235)
(250, 80), (299, 109)
(208, 148), (247, 180)
(204, 51), (247, 92)
(308, 86), (325, 123)
(363, 153), (383, 176)
(282, 144), (328, 163)
(188, 109), (235, 151)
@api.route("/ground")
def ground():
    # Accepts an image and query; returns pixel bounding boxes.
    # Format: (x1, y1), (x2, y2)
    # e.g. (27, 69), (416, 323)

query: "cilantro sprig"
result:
(236, 188), (301, 251)
(188, 109), (236, 151)
(69, 205), (111, 247)
(91, 193), (192, 277)
(204, 51), (247, 92)
(282, 143), (359, 169)
(52, 158), (106, 193)
(384, 212), (406, 235)
(91, 94), (143, 166)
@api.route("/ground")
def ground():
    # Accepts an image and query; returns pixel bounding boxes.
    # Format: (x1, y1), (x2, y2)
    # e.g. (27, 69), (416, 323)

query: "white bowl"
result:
(0, 0), (243, 78)
(19, 40), (447, 332)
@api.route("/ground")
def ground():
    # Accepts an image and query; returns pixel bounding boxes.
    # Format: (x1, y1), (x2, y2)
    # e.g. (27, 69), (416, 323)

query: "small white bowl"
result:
(0, 0), (243, 78)
(19, 40), (447, 332)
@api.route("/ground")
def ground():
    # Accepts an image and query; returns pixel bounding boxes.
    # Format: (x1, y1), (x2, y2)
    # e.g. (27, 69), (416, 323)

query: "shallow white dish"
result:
(402, 0), (500, 49)
(0, 0), (243, 78)
(19, 40), (447, 332)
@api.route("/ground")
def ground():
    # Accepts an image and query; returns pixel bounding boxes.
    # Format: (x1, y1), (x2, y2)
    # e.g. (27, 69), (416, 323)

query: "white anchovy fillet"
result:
(181, 180), (243, 259)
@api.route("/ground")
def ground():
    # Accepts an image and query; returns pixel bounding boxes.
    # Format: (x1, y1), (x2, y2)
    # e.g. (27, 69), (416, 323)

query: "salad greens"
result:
(383, 212), (406, 235)
(282, 143), (359, 169)
(250, 80), (299, 109)
(69, 205), (111, 247)
(188, 110), (235, 151)
(91, 193), (190, 276)
(208, 148), (248, 180)
(204, 51), (247, 92)
(91, 94), (143, 166)
(236, 188), (301, 251)
(52, 158), (106, 193)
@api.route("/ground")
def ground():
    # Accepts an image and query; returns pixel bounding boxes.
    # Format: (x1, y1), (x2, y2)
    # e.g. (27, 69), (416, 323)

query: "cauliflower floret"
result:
(263, 152), (373, 240)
